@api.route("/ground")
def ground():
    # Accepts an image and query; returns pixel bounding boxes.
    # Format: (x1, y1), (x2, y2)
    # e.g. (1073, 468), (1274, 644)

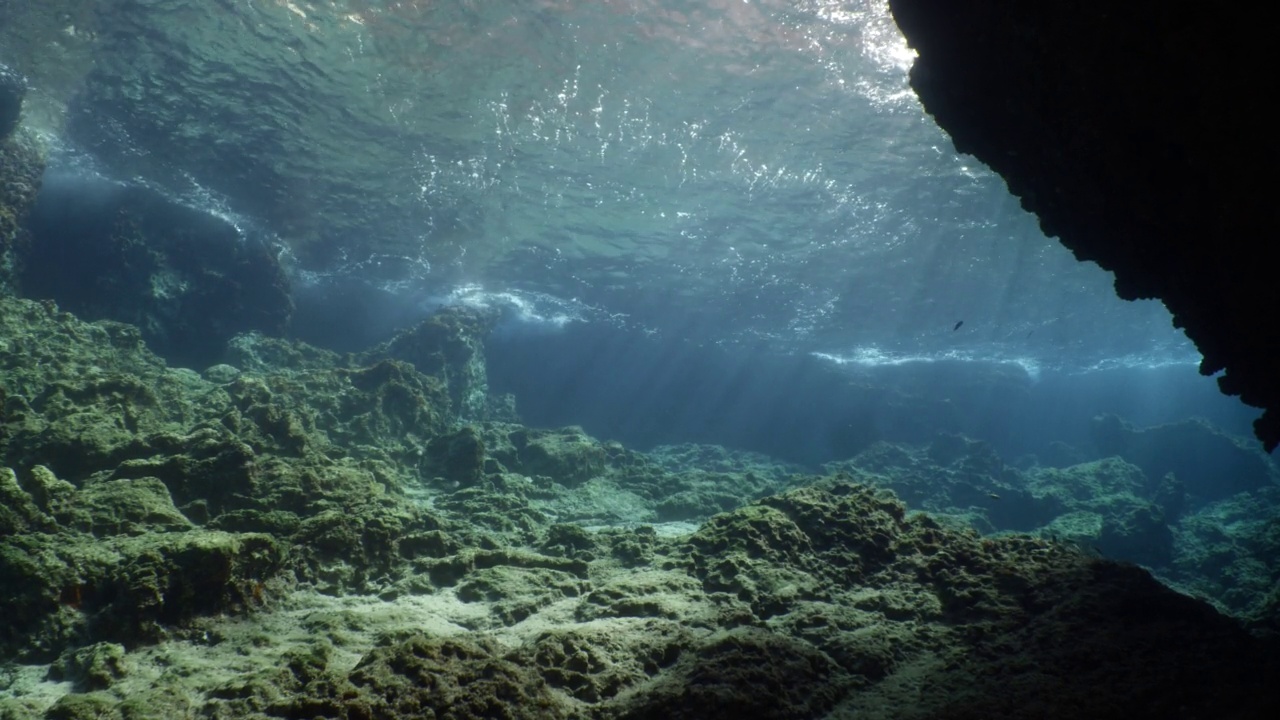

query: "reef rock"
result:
(4, 294), (1280, 718)
(20, 179), (293, 369)
(1090, 413), (1277, 503)
(0, 118), (42, 294)
(0, 62), (23, 139)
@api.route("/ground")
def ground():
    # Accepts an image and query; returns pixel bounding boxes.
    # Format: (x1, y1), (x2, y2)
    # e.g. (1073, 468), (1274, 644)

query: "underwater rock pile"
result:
(2, 294), (1279, 718)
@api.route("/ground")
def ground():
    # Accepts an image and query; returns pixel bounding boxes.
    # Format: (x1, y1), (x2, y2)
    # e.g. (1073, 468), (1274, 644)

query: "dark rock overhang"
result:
(888, 0), (1280, 450)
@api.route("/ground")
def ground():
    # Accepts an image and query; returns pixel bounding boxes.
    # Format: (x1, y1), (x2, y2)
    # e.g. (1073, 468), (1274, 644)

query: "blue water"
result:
(25, 0), (1261, 455)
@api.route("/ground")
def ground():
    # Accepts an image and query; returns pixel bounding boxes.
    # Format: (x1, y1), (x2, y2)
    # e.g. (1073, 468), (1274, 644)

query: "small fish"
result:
(953, 320), (964, 331)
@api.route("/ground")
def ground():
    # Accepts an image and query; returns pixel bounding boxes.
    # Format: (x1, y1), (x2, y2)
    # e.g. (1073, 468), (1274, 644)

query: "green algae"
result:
(2, 293), (1279, 717)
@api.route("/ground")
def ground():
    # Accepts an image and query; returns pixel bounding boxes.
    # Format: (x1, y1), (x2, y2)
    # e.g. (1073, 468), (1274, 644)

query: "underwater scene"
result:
(1, 1), (1278, 718)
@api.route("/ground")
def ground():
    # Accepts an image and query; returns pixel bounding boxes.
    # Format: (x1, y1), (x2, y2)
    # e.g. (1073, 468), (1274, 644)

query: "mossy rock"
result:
(619, 627), (848, 720)
(775, 602), (914, 682)
(602, 526), (662, 567)
(50, 642), (128, 691)
(42, 692), (121, 720)
(456, 565), (587, 625)
(0, 465), (57, 534)
(530, 620), (693, 704)
(692, 482), (909, 572)
(432, 484), (547, 538)
(290, 497), (428, 592)
(1098, 498), (1173, 566)
(89, 531), (282, 643)
(60, 477), (193, 537)
(224, 332), (343, 374)
(577, 570), (708, 623)
(423, 549), (588, 589)
(496, 426), (608, 488)
(1090, 414), (1278, 503)
(0, 530), (281, 659)
(1026, 456), (1149, 505)
(538, 523), (601, 560)
(422, 425), (485, 488)
(0, 63), (25, 139)
(102, 432), (259, 519)
(656, 488), (748, 522)
(687, 504), (814, 567)
(341, 634), (570, 719)
(369, 306), (500, 420)
(0, 126), (43, 293)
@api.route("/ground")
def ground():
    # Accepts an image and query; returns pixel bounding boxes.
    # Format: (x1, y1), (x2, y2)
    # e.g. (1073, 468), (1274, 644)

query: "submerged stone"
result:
(0, 63), (23, 139)
(0, 120), (43, 293)
(1091, 413), (1278, 502)
(50, 642), (128, 691)
(20, 179), (293, 369)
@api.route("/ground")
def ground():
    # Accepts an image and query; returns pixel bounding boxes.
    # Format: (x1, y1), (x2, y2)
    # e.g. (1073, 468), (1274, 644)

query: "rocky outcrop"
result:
(0, 465), (282, 660)
(0, 119), (42, 294)
(0, 63), (23, 139)
(888, 0), (1280, 450)
(362, 306), (503, 422)
(830, 430), (1280, 610)
(20, 179), (293, 369)
(4, 294), (1280, 718)
(1090, 413), (1278, 502)
(0, 296), (456, 658)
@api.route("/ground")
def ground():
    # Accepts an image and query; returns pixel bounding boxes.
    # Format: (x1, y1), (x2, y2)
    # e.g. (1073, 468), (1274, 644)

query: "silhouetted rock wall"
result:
(889, 0), (1280, 450)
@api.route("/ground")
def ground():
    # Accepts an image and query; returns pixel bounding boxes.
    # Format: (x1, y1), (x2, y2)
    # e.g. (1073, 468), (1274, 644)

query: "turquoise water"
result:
(48, 0), (1194, 370)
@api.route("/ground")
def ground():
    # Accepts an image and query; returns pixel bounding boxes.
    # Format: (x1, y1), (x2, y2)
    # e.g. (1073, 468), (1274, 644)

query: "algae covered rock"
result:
(1168, 490), (1280, 621)
(368, 305), (500, 421)
(456, 564), (587, 625)
(41, 692), (121, 720)
(0, 298), (216, 482)
(837, 438), (1184, 570)
(21, 179), (292, 369)
(689, 481), (909, 585)
(0, 294), (480, 616)
(830, 437), (1042, 532)
(0, 63), (24, 139)
(344, 634), (569, 719)
(421, 425), (485, 488)
(4, 227), (1280, 720)
(63, 476), (193, 537)
(49, 642), (128, 690)
(577, 570), (711, 625)
(0, 465), (56, 534)
(221, 333), (451, 461)
(622, 627), (847, 720)
(494, 425), (608, 488)
(1027, 457), (1174, 566)
(0, 119), (43, 294)
(530, 621), (692, 704)
(0, 509), (282, 660)
(1091, 413), (1278, 502)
